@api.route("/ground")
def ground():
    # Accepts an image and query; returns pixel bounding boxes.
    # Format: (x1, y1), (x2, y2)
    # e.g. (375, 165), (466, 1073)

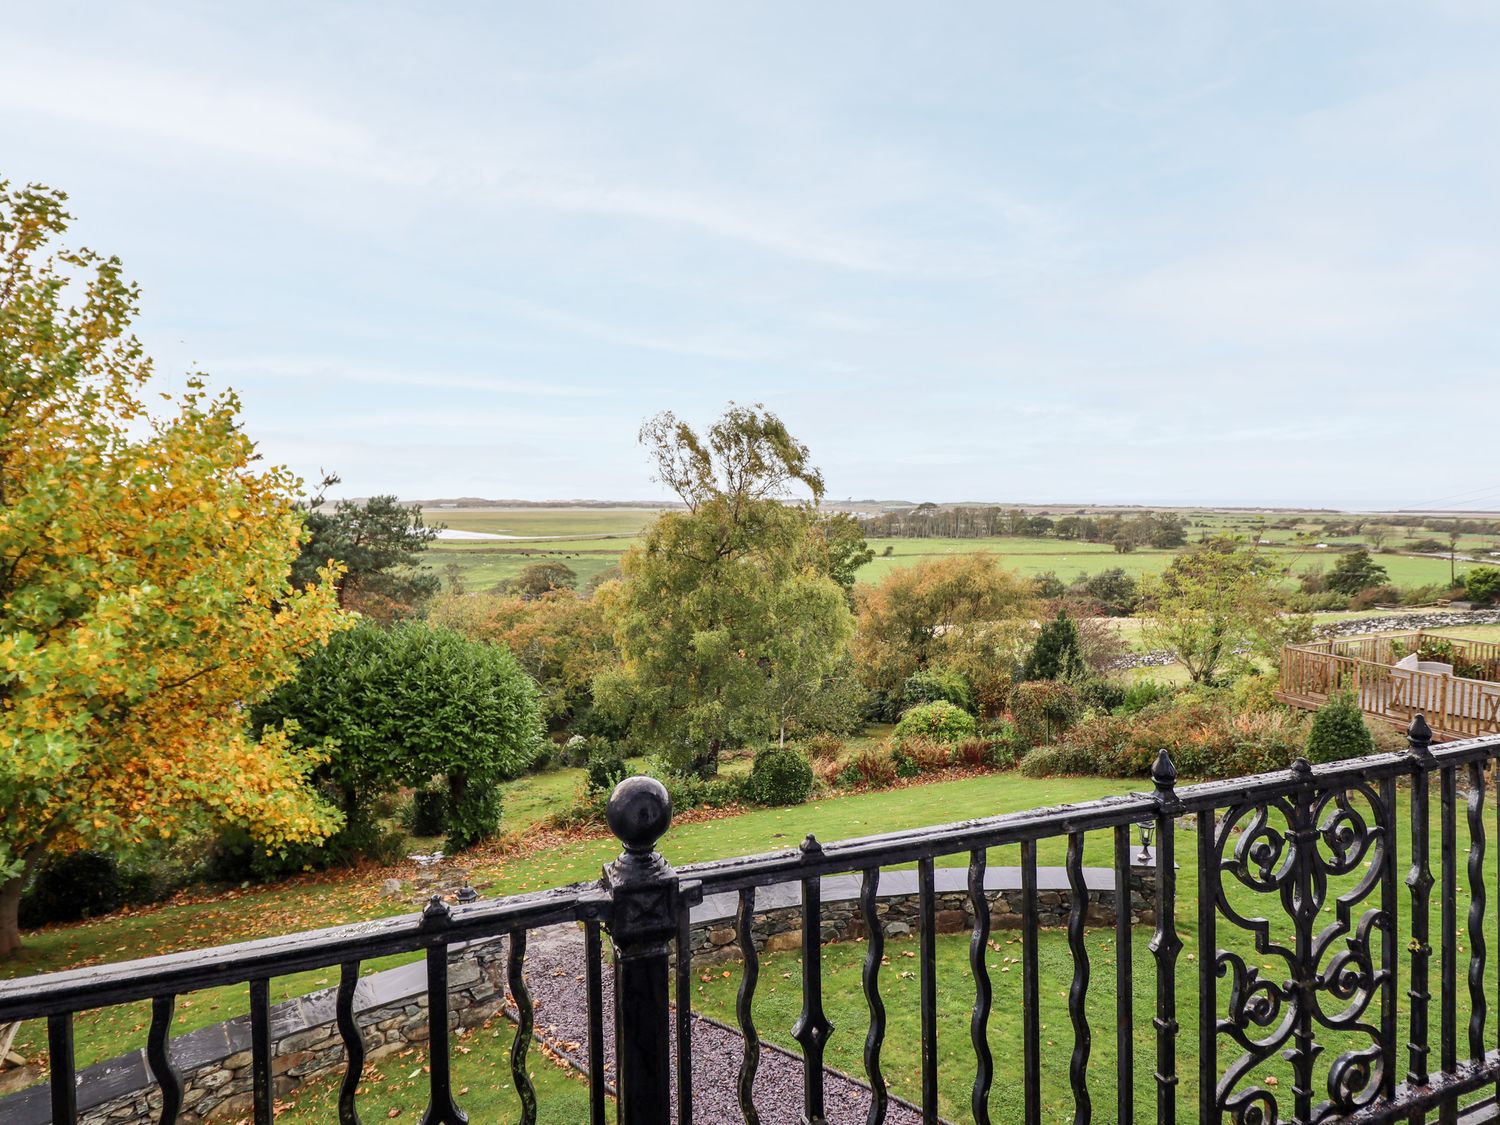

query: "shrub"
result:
(1349, 584), (1401, 610)
(889, 744), (919, 778)
(792, 671), (872, 736)
(1467, 567), (1500, 605)
(1119, 679), (1175, 715)
(1008, 681), (1083, 746)
(900, 668), (976, 714)
(911, 737), (954, 771)
(1305, 691), (1375, 764)
(1074, 677), (1127, 712)
(19, 851), (124, 926)
(952, 737), (1001, 769)
(838, 746), (898, 789)
(1018, 744), (1096, 778)
(405, 785), (450, 837)
(1034, 698), (1309, 780)
(749, 748), (815, 806)
(893, 700), (978, 745)
(802, 733), (845, 760)
(1229, 670), (1281, 714)
(586, 743), (631, 793)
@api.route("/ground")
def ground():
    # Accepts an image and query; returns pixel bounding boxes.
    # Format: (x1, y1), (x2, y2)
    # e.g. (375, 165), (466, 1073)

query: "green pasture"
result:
(415, 506), (1496, 595)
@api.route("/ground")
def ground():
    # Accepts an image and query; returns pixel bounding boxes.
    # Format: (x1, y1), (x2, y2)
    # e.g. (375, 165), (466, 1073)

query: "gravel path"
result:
(510, 924), (931, 1124)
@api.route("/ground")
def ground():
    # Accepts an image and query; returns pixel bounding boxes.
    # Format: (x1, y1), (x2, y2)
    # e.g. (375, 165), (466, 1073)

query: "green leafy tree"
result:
(1021, 609), (1087, 682)
(852, 554), (1033, 715)
(0, 182), (345, 954)
(597, 405), (852, 775)
(293, 489), (440, 618)
(252, 621), (545, 854)
(503, 561), (578, 599)
(815, 512), (874, 603)
(1325, 549), (1389, 596)
(1141, 538), (1292, 685)
(1077, 568), (1138, 616)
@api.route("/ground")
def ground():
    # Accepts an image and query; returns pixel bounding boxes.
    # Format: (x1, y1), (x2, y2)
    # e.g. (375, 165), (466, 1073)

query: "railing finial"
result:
(1408, 712), (1434, 756)
(606, 775), (673, 870)
(1151, 748), (1177, 794)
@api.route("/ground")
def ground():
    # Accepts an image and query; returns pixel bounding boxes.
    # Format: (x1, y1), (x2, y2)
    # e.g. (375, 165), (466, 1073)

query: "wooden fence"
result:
(1278, 631), (1500, 739)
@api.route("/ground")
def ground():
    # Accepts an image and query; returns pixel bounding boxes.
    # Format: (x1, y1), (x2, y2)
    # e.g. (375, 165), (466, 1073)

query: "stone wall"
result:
(685, 863), (1158, 966)
(3, 938), (511, 1125)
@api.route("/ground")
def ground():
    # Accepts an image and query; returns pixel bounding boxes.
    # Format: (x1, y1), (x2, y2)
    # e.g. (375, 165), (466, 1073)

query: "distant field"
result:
(418, 506), (1496, 594)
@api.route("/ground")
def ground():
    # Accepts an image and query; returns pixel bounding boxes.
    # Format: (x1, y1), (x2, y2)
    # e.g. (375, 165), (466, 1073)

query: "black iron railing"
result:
(5, 715), (1500, 1123)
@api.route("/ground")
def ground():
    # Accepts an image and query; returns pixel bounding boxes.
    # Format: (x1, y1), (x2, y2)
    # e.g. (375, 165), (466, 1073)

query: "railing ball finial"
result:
(1408, 712), (1434, 754)
(1290, 756), (1313, 779)
(606, 775), (673, 858)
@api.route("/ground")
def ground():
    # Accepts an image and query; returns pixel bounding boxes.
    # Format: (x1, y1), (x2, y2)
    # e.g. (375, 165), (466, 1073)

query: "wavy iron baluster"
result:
(968, 848), (993, 1125)
(147, 995), (182, 1125)
(861, 868), (887, 1125)
(337, 961), (366, 1125)
(736, 887), (760, 1125)
(1066, 831), (1093, 1124)
(1020, 838), (1041, 1125)
(508, 930), (537, 1124)
(1468, 760), (1487, 1063)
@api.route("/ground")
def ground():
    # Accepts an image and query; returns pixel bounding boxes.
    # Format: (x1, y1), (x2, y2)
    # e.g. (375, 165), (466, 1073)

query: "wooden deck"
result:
(1277, 631), (1500, 740)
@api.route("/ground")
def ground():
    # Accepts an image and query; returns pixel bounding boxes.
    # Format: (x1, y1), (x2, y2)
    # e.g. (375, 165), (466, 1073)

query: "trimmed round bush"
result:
(893, 700), (978, 745)
(1305, 691), (1374, 764)
(749, 748), (815, 806)
(252, 620), (546, 860)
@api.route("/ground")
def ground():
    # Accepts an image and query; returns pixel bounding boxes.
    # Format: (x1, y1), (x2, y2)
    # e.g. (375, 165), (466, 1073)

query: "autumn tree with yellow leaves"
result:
(0, 182), (347, 955)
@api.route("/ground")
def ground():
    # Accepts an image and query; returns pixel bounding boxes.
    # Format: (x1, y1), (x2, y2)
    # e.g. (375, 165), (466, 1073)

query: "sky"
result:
(3, 2), (1499, 510)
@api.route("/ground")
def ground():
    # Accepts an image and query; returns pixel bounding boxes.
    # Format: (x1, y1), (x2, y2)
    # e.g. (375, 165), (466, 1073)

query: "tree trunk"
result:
(0, 874), (25, 958)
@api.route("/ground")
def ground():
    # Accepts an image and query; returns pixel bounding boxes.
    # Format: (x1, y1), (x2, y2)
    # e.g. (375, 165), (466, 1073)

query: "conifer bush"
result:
(1305, 691), (1375, 764)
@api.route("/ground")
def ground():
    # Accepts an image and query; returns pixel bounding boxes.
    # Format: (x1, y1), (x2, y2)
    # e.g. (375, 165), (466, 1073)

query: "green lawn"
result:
(267, 1030), (598, 1124)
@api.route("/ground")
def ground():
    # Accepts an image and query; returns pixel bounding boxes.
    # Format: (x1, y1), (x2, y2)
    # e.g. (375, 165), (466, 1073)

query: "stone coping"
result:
(692, 847), (1162, 925)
